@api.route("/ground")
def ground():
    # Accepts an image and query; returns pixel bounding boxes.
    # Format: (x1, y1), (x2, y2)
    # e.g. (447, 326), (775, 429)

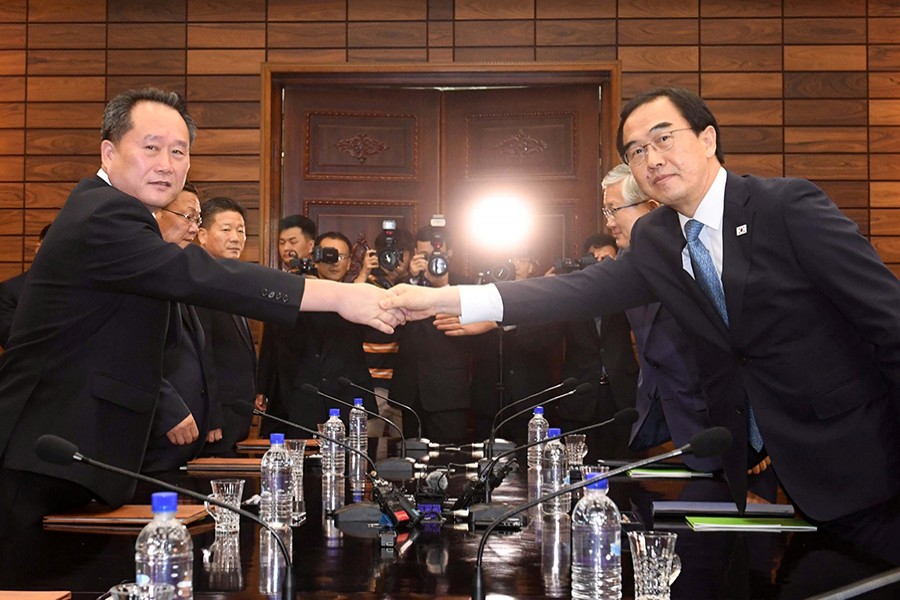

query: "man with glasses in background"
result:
(385, 87), (900, 565)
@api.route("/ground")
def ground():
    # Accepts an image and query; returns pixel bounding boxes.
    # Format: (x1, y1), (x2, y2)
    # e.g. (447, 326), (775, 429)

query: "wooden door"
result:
(281, 86), (441, 250)
(442, 86), (600, 278)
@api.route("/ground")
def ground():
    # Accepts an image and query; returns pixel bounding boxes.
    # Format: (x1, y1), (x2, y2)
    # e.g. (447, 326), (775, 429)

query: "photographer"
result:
(391, 223), (478, 443)
(256, 215), (317, 437)
(284, 232), (377, 433)
(360, 224), (416, 436)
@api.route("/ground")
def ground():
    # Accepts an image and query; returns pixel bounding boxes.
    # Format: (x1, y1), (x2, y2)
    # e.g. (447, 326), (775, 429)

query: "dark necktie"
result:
(685, 219), (764, 452)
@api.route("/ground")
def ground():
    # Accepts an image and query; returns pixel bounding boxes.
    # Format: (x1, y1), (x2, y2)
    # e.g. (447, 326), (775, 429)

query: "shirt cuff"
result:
(458, 284), (504, 324)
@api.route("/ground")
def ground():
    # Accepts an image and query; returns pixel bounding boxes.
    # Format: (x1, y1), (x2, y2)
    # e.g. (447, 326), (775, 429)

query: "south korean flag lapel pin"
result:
(736, 224), (748, 237)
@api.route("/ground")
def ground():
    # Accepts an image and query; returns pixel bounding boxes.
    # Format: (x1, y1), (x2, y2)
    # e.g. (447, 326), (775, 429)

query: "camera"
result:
(478, 259), (516, 284)
(553, 255), (597, 274)
(378, 219), (402, 271)
(312, 245), (340, 264)
(426, 214), (449, 277)
(286, 250), (317, 276)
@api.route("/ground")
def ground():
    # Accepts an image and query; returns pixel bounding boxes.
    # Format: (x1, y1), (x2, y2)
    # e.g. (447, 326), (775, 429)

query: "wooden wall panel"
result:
(0, 0), (898, 275)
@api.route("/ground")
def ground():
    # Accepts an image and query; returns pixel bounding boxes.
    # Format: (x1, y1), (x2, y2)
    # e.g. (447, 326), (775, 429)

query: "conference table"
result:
(1, 440), (897, 599)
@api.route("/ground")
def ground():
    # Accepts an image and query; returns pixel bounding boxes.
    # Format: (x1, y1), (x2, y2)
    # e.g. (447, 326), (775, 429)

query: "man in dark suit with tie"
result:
(0, 88), (403, 534)
(142, 183), (211, 472)
(386, 88), (900, 564)
(194, 196), (258, 456)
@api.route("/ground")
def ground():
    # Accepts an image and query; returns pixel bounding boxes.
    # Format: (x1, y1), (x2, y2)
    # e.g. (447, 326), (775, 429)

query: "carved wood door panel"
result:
(282, 86), (440, 250)
(281, 84), (599, 275)
(442, 85), (600, 277)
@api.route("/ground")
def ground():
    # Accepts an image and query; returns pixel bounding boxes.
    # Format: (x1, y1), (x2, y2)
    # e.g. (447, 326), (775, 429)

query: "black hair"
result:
(315, 231), (352, 250)
(616, 88), (725, 165)
(279, 214), (317, 238)
(375, 228), (415, 253)
(582, 232), (618, 255)
(101, 87), (197, 146)
(200, 197), (246, 227)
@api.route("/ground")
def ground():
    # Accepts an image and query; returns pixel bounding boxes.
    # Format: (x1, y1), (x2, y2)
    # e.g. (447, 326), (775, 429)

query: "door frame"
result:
(261, 62), (621, 267)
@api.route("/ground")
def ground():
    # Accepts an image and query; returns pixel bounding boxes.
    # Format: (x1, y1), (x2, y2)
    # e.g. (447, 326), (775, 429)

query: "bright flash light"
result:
(468, 193), (533, 251)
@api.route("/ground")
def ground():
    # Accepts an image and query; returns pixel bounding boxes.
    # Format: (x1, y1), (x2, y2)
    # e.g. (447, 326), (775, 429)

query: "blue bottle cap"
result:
(354, 397), (363, 406)
(547, 427), (562, 438)
(533, 406), (544, 415)
(270, 433), (285, 445)
(585, 471), (609, 491)
(329, 408), (341, 417)
(151, 491), (178, 513)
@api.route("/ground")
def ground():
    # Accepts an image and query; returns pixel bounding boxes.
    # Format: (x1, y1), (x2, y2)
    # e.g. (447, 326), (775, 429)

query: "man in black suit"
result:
(142, 183), (210, 473)
(386, 88), (900, 564)
(0, 223), (50, 349)
(194, 197), (258, 456)
(0, 88), (402, 533)
(601, 163), (721, 473)
(256, 214), (316, 438)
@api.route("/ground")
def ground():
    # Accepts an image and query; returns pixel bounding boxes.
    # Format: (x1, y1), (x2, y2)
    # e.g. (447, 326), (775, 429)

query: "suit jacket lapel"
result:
(721, 172), (753, 336)
(232, 314), (254, 354)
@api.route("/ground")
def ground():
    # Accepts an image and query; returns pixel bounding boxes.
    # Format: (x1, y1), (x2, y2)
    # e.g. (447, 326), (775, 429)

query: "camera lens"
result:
(379, 248), (399, 271)
(428, 254), (449, 277)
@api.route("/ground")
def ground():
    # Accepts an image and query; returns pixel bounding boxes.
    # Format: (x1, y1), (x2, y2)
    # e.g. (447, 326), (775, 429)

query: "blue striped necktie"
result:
(685, 219), (764, 453)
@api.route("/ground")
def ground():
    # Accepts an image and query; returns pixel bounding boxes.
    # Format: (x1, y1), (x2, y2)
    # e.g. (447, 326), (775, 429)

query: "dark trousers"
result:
(0, 467), (95, 538)
(813, 493), (900, 566)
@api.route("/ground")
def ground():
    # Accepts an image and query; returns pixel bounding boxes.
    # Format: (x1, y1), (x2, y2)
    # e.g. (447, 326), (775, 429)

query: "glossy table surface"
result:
(1, 442), (897, 599)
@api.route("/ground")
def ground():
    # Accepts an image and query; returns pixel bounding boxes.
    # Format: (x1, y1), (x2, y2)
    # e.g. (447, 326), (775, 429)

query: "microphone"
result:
(34, 434), (295, 600)
(238, 401), (421, 528)
(301, 383), (416, 481)
(484, 383), (594, 460)
(337, 376), (432, 455)
(472, 426), (733, 600)
(460, 408), (640, 526)
(488, 377), (577, 440)
(807, 566), (900, 600)
(301, 383), (407, 457)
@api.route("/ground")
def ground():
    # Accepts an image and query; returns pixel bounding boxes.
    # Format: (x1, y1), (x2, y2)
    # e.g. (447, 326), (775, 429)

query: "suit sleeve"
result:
(152, 377), (192, 438)
(497, 252), (657, 325)
(782, 180), (900, 389)
(0, 280), (17, 348)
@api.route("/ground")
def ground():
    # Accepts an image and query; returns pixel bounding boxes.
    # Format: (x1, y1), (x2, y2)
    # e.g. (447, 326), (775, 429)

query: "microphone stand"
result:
(248, 404), (421, 529)
(462, 409), (637, 526)
(485, 377), (576, 460)
(302, 384), (416, 481)
(35, 435), (294, 600)
(807, 566), (900, 600)
(472, 427), (732, 600)
(338, 377), (432, 455)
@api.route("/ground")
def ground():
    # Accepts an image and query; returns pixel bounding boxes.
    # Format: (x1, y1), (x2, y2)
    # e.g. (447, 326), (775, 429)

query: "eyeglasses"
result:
(160, 208), (202, 226)
(602, 199), (650, 219)
(622, 127), (694, 166)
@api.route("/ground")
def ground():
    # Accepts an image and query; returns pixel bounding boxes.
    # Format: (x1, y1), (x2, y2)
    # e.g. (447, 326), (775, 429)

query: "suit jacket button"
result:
(261, 288), (269, 296)
(735, 407), (744, 416)
(268, 291), (275, 299)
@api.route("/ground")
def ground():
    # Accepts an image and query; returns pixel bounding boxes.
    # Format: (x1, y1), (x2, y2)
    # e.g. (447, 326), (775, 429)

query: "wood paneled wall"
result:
(1, 0), (899, 278)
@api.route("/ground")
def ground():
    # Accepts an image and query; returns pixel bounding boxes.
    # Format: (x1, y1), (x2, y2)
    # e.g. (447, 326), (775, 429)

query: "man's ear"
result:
(196, 228), (208, 247)
(100, 140), (115, 170)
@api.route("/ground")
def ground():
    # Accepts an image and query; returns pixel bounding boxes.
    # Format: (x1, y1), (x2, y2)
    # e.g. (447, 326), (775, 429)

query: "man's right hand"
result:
(166, 414), (200, 446)
(381, 284), (461, 322)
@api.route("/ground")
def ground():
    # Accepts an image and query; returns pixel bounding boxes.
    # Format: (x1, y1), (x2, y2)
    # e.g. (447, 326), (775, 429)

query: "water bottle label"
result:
(135, 574), (150, 585)
(610, 541), (621, 557)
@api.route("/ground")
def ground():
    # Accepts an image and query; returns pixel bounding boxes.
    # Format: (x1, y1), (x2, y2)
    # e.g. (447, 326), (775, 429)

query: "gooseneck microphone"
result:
(488, 377), (577, 441)
(34, 434), (295, 600)
(238, 401), (421, 528)
(484, 383), (594, 460)
(337, 376), (431, 453)
(301, 384), (416, 481)
(472, 426), (733, 600)
(300, 383), (407, 458)
(462, 407), (639, 519)
(807, 566), (900, 600)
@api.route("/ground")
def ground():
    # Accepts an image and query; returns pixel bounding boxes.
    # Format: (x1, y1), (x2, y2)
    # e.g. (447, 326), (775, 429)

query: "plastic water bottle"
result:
(540, 428), (570, 516)
(571, 473), (622, 599)
(348, 398), (368, 492)
(260, 433), (294, 525)
(526, 406), (550, 468)
(322, 408), (346, 475)
(135, 491), (193, 598)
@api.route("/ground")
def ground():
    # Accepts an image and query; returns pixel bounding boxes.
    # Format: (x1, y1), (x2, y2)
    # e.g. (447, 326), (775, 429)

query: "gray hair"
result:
(602, 163), (649, 205)
(101, 88), (197, 146)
